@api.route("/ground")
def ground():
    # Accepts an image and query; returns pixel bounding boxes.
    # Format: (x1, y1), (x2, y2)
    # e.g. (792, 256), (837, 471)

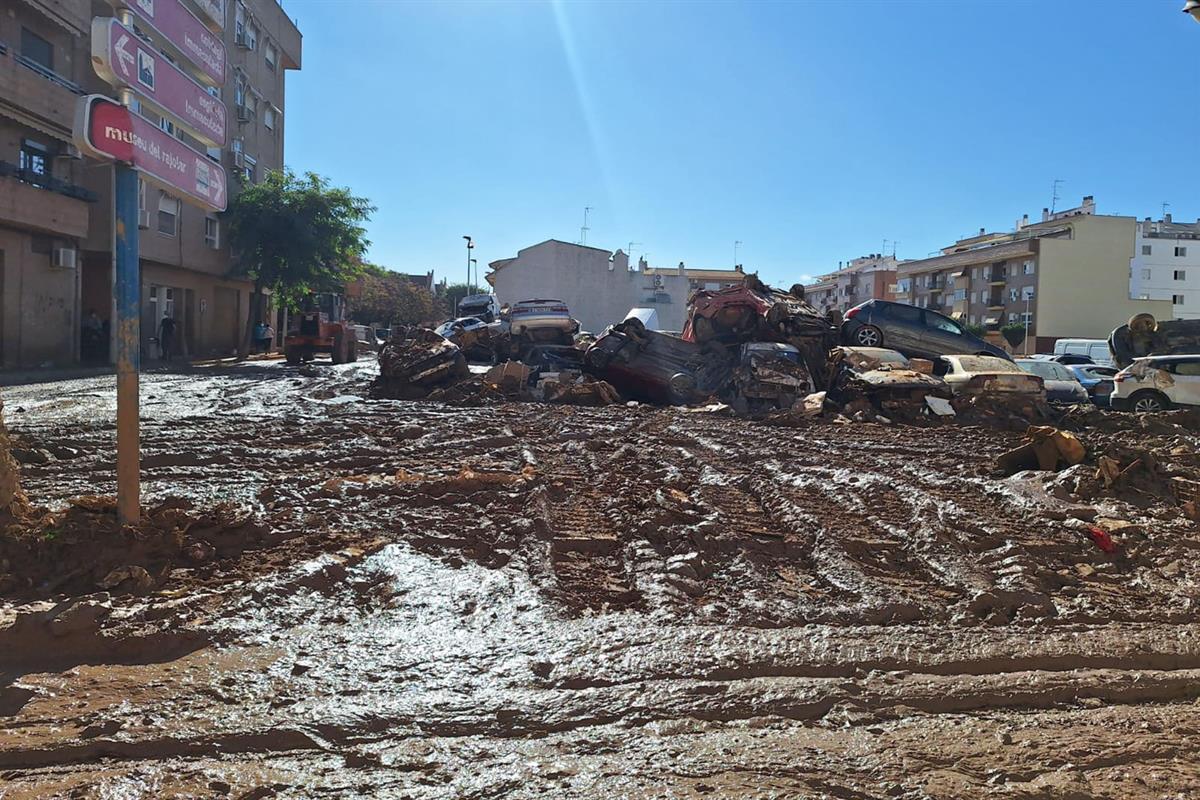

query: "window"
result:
(235, 3), (247, 42)
(1023, 260), (1035, 275)
(138, 178), (147, 213)
(19, 139), (47, 177)
(265, 42), (277, 71)
(885, 304), (922, 324)
(704, 282), (720, 290)
(1176, 360), (1200, 377)
(1175, 270), (1187, 281)
(1142, 244), (1152, 256)
(157, 194), (179, 236)
(204, 216), (219, 248)
(242, 154), (257, 183)
(206, 145), (221, 163)
(159, 116), (175, 135)
(925, 312), (961, 334)
(1174, 294), (1186, 305)
(1009, 287), (1018, 302)
(1021, 286), (1035, 301)
(1142, 268), (1152, 280)
(247, 24), (258, 50)
(1176, 246), (1188, 257)
(953, 288), (966, 301)
(20, 27), (53, 70)
(264, 106), (276, 131)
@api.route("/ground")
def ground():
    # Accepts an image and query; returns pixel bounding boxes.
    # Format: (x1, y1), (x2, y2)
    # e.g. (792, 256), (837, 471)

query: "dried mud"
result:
(2, 359), (1200, 798)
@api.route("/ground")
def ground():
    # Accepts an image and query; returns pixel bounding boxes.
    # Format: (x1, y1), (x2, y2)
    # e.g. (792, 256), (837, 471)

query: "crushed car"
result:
(828, 347), (949, 407)
(370, 327), (469, 399)
(936, 354), (1045, 399)
(726, 342), (812, 413)
(584, 316), (735, 405)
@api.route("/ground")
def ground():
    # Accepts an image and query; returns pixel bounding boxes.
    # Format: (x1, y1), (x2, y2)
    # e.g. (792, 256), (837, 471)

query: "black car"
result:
(841, 300), (1011, 361)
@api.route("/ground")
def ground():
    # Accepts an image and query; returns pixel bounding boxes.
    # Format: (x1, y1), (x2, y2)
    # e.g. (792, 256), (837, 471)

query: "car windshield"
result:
(953, 356), (1022, 374)
(1019, 360), (1074, 381)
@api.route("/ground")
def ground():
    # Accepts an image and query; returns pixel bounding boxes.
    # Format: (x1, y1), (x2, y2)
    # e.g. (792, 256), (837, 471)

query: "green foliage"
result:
(353, 270), (438, 326)
(963, 322), (986, 337)
(1000, 322), (1027, 349)
(224, 169), (375, 309)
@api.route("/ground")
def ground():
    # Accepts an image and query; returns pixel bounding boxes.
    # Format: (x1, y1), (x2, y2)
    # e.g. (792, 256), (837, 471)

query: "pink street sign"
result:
(106, 0), (226, 87)
(74, 95), (227, 213)
(92, 18), (227, 147)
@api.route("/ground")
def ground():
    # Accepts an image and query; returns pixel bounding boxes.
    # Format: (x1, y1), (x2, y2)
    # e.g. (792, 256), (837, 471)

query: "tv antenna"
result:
(627, 241), (642, 267)
(580, 206), (592, 245)
(734, 240), (742, 267)
(1050, 179), (1064, 213)
(1162, 201), (1171, 218)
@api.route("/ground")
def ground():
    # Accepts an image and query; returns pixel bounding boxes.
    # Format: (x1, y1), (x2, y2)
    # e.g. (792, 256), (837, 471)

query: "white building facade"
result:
(487, 240), (744, 333)
(1129, 216), (1200, 319)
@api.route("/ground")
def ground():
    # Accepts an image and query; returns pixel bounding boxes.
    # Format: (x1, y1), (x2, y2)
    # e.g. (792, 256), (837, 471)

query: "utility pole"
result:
(580, 207), (592, 246)
(470, 258), (478, 292)
(1023, 293), (1031, 355)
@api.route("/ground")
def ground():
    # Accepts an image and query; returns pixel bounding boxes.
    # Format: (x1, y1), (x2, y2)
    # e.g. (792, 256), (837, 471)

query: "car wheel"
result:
(854, 325), (883, 347)
(1130, 391), (1169, 413)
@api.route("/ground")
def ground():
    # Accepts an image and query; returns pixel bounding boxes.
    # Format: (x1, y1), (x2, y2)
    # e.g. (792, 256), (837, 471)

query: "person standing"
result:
(158, 315), (176, 361)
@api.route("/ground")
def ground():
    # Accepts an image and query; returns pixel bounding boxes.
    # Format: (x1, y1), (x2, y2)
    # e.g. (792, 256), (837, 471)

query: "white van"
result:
(1053, 338), (1114, 367)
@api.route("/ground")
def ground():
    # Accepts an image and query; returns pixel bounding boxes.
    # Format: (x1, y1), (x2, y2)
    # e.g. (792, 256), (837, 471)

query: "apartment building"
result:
(1129, 215), (1200, 320)
(804, 254), (899, 315)
(0, 0), (95, 368)
(0, 0), (300, 369)
(893, 197), (1171, 353)
(487, 240), (745, 333)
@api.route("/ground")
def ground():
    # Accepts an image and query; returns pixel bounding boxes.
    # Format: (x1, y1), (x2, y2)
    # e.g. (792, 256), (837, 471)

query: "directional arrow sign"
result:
(105, 0), (226, 87)
(74, 94), (227, 212)
(92, 18), (227, 147)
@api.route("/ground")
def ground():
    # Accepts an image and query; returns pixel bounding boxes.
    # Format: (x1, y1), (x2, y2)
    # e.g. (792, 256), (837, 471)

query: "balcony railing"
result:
(13, 53), (82, 94)
(0, 160), (97, 202)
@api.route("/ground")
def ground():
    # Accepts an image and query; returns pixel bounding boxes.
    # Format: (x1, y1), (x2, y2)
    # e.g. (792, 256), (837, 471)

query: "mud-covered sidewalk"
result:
(2, 359), (1200, 798)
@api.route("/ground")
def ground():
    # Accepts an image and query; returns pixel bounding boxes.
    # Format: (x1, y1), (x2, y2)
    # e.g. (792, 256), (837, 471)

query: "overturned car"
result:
(827, 347), (949, 406)
(583, 317), (734, 404)
(371, 327), (469, 399)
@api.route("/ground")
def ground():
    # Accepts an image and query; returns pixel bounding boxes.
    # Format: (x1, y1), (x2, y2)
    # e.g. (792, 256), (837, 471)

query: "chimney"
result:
(1042, 207), (1050, 222)
(979, 227), (985, 236)
(677, 261), (685, 274)
(1166, 213), (1173, 224)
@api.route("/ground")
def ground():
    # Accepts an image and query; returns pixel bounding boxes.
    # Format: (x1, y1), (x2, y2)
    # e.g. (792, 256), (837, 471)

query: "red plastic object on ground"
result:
(1087, 526), (1116, 553)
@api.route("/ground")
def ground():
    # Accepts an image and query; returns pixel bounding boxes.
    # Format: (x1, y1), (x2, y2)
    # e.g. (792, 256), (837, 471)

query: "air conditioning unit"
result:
(52, 247), (77, 269)
(236, 104), (255, 122)
(232, 150), (245, 168)
(54, 144), (82, 160)
(138, 209), (152, 229)
(234, 30), (250, 48)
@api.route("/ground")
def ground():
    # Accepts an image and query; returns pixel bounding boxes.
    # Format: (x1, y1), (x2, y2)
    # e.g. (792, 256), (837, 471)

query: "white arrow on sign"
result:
(115, 33), (134, 72)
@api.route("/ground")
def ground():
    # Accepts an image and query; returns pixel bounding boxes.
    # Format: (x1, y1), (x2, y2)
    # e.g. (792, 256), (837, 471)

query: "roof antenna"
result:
(1050, 178), (1063, 213)
(1162, 201), (1170, 219)
(734, 240), (742, 268)
(580, 206), (592, 246)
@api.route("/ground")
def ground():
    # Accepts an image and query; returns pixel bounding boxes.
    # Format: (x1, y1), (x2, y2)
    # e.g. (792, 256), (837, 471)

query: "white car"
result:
(435, 317), (487, 339)
(935, 354), (1045, 399)
(509, 299), (577, 343)
(1110, 355), (1200, 412)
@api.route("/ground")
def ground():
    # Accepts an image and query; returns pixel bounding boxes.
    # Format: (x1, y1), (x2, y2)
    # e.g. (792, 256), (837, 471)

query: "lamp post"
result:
(460, 235), (473, 315)
(1185, 0), (1200, 22)
(470, 258), (478, 293)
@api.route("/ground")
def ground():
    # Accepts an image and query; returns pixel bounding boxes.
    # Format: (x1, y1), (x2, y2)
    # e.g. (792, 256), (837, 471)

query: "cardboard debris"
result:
(484, 361), (533, 396)
(925, 395), (956, 416)
(997, 426), (1086, 475)
(801, 391), (827, 417)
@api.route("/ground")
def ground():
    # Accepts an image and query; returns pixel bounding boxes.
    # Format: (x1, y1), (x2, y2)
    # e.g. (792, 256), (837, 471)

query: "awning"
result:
(0, 102), (72, 144)
(950, 270), (966, 279)
(951, 311), (965, 320)
(984, 316), (1000, 325)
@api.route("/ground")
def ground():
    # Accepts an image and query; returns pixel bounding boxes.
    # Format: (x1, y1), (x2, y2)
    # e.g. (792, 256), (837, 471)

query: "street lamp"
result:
(470, 258), (478, 292)
(460, 235), (473, 315)
(1185, 0), (1200, 23)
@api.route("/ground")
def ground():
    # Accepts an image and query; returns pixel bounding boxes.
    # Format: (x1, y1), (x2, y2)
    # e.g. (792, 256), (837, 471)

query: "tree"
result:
(353, 268), (437, 327)
(224, 169), (375, 358)
(1001, 322), (1027, 350)
(441, 283), (481, 318)
(963, 322), (986, 338)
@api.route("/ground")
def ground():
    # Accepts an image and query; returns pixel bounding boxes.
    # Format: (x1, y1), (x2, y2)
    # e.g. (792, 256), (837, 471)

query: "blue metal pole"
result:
(114, 164), (140, 524)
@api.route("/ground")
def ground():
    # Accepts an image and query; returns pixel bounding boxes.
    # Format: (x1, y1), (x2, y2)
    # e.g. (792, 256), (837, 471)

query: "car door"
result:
(878, 303), (923, 355)
(920, 308), (969, 358)
(1171, 358), (1200, 406)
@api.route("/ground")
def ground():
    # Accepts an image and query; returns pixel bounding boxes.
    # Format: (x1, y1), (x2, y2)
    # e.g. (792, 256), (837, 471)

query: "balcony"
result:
(0, 47), (82, 134)
(0, 161), (93, 238)
(19, 0), (90, 36)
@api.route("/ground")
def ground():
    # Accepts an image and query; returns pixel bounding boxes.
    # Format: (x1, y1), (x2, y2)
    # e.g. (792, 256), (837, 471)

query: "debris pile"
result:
(996, 426), (1086, 475)
(0, 496), (266, 599)
(0, 390), (26, 520)
(371, 326), (469, 399)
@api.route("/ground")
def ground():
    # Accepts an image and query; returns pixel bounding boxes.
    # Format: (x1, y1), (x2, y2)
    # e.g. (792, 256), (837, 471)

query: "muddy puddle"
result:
(3, 359), (1200, 798)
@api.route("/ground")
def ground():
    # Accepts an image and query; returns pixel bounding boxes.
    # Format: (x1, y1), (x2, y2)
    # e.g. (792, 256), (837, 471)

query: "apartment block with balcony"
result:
(77, 0), (302, 361)
(894, 197), (1171, 353)
(0, 0), (95, 368)
(803, 253), (898, 316)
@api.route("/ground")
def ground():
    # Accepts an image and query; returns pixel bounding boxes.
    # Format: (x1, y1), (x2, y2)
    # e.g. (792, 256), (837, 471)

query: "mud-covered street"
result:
(3, 358), (1200, 798)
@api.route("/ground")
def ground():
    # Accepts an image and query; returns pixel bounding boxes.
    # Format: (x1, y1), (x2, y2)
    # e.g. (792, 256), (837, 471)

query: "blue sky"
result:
(283, 0), (1200, 287)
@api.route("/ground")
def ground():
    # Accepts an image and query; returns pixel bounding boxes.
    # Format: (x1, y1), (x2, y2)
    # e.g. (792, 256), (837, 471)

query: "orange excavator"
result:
(284, 293), (358, 365)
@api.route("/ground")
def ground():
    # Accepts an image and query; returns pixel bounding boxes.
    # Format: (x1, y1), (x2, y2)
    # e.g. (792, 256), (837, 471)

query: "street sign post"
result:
(75, 95), (227, 212)
(104, 0), (227, 87)
(91, 18), (227, 147)
(81, 1), (227, 524)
